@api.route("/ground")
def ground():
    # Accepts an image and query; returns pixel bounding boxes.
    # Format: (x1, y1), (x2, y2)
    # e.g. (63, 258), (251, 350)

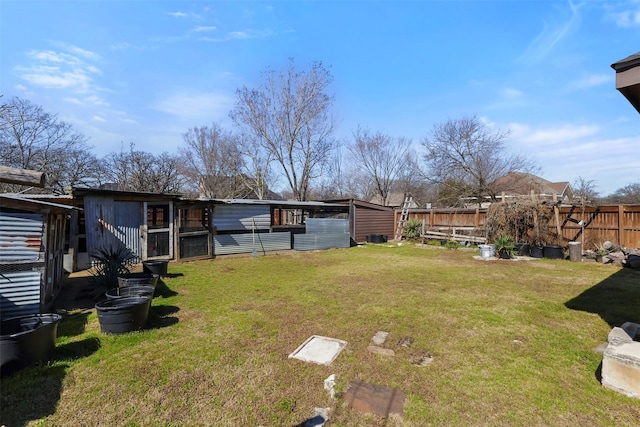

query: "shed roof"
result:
(204, 198), (349, 209)
(0, 194), (78, 213)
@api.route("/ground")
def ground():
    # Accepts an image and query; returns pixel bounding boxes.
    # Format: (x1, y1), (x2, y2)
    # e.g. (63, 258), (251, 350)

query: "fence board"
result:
(399, 205), (640, 249)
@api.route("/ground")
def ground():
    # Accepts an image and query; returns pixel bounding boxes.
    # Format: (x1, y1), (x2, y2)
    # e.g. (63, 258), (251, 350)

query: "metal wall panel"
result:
(212, 204), (270, 232)
(293, 233), (351, 251)
(293, 218), (350, 250)
(305, 218), (350, 234)
(0, 212), (45, 320)
(0, 271), (42, 319)
(84, 197), (141, 261)
(0, 212), (44, 262)
(353, 205), (394, 243)
(214, 232), (291, 255)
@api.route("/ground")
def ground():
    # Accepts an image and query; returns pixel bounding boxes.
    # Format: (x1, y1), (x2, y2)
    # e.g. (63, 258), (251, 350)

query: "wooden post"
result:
(553, 194), (562, 236)
(0, 165), (46, 187)
(618, 205), (625, 247)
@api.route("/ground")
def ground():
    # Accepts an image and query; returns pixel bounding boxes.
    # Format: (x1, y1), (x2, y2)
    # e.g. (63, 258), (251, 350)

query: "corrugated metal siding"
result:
(354, 206), (395, 243)
(84, 197), (142, 261)
(305, 218), (350, 234)
(294, 233), (351, 250)
(0, 212), (44, 261)
(294, 218), (350, 250)
(212, 204), (270, 232)
(214, 232), (291, 255)
(0, 271), (42, 319)
(0, 212), (45, 320)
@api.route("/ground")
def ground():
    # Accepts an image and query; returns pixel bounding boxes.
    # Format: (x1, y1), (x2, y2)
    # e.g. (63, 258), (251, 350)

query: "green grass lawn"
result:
(2, 244), (640, 426)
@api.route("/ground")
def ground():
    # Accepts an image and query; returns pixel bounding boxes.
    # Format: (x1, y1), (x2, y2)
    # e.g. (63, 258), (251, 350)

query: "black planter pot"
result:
(1, 313), (62, 375)
(367, 234), (385, 243)
(95, 296), (152, 334)
(142, 260), (168, 276)
(498, 249), (511, 259)
(543, 245), (564, 259)
(515, 243), (530, 256)
(106, 285), (155, 300)
(117, 272), (159, 288)
(530, 246), (544, 258)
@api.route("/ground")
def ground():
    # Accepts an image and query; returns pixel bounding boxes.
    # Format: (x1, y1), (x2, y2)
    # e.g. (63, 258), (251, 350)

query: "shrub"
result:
(403, 218), (423, 238)
(90, 242), (137, 293)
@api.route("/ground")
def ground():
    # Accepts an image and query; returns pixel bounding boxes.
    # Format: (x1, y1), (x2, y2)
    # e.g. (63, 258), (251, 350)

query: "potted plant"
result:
(493, 235), (515, 259)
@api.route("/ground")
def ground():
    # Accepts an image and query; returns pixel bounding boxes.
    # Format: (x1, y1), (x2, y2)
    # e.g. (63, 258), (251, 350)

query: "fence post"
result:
(618, 205), (625, 247)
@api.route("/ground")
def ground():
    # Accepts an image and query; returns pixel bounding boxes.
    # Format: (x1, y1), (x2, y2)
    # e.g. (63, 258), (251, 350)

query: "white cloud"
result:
(154, 91), (234, 125)
(519, 2), (582, 64)
(510, 122), (600, 148)
(199, 28), (274, 42)
(502, 87), (523, 99)
(192, 26), (216, 33)
(569, 73), (611, 89)
(16, 45), (106, 105)
(167, 11), (188, 18)
(607, 9), (640, 27)
(92, 115), (106, 122)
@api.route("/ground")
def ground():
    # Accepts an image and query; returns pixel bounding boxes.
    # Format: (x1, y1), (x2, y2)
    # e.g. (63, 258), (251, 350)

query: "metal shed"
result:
(326, 199), (395, 243)
(73, 188), (182, 267)
(209, 199), (351, 256)
(0, 195), (75, 320)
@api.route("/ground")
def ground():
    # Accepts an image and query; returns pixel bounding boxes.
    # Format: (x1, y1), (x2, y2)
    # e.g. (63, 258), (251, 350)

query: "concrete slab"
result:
(367, 345), (395, 357)
(289, 335), (348, 365)
(344, 378), (406, 418)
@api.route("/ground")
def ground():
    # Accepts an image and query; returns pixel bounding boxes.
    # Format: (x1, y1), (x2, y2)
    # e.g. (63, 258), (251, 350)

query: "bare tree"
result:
(349, 127), (414, 206)
(230, 59), (336, 201)
(179, 124), (245, 198)
(421, 115), (536, 207)
(0, 96), (98, 193)
(604, 182), (640, 204)
(100, 144), (184, 193)
(572, 176), (599, 205)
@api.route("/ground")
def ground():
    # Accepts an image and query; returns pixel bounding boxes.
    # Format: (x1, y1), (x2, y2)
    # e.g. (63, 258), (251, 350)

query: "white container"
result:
(479, 244), (496, 259)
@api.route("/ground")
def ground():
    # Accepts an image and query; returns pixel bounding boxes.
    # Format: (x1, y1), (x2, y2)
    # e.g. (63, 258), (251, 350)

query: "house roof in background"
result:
(611, 52), (640, 73)
(490, 172), (570, 197)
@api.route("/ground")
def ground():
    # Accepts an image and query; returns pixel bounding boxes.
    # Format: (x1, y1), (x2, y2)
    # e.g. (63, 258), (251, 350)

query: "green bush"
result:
(403, 218), (423, 238)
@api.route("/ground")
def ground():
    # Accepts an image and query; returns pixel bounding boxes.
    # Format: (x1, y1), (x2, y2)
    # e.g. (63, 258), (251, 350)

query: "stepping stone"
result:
(368, 345), (395, 357)
(371, 331), (389, 346)
(344, 379), (406, 418)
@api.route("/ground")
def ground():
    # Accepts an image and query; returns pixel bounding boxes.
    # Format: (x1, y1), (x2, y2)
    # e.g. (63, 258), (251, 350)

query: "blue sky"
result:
(1, 0), (639, 195)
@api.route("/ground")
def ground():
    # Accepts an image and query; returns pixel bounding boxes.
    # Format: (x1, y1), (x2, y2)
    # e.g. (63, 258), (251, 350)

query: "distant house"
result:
(488, 172), (573, 205)
(611, 52), (640, 114)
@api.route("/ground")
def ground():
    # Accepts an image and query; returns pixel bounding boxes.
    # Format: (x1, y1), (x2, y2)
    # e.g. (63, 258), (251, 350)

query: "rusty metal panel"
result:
(0, 212), (45, 262)
(84, 196), (141, 261)
(0, 212), (45, 320)
(212, 204), (270, 231)
(214, 231), (291, 255)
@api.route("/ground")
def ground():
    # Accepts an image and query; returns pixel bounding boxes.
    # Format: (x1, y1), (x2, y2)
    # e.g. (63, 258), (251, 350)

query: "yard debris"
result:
(397, 336), (414, 347)
(344, 378), (406, 418)
(371, 331), (389, 346)
(324, 374), (336, 399)
(367, 345), (395, 357)
(410, 352), (434, 367)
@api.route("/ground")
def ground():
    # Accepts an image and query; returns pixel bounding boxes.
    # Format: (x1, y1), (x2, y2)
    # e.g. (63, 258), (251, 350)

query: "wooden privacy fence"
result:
(397, 205), (640, 249)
